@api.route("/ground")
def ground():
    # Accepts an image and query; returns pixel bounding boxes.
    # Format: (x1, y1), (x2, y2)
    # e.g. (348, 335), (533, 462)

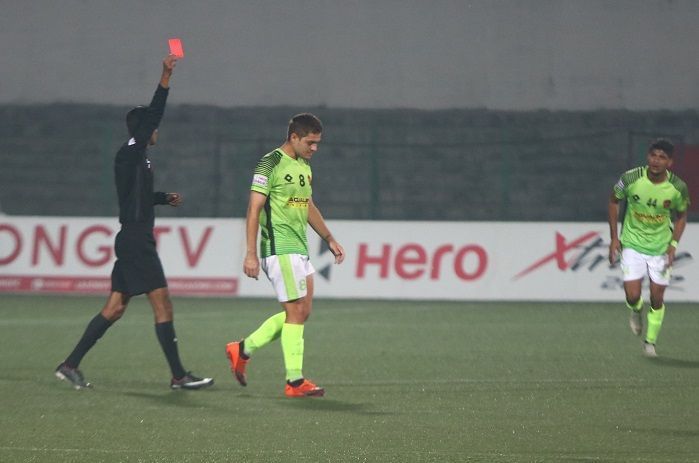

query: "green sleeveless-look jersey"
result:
(613, 166), (690, 255)
(250, 148), (312, 258)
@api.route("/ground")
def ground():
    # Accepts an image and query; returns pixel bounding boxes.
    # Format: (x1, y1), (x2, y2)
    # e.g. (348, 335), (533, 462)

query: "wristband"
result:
(670, 239), (679, 248)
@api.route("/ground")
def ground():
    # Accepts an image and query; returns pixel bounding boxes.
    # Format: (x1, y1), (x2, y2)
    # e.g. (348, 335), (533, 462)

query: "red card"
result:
(168, 38), (184, 58)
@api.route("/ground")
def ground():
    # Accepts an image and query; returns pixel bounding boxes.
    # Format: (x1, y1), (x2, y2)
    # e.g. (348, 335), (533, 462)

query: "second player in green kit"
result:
(608, 139), (689, 357)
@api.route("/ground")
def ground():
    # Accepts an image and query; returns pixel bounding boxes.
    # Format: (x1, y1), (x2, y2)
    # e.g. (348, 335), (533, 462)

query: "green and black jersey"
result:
(250, 148), (312, 258)
(613, 166), (690, 255)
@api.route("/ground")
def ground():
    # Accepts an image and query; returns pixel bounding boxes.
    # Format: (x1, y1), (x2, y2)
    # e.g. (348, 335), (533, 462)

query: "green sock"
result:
(645, 305), (665, 344)
(281, 323), (305, 382)
(244, 312), (286, 356)
(626, 298), (643, 312)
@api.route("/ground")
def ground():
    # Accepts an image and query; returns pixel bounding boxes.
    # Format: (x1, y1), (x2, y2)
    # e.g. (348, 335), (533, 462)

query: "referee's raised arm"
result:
(132, 55), (178, 147)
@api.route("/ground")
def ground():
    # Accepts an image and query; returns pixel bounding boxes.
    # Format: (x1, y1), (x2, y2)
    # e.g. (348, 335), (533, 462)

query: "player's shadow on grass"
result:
(280, 398), (392, 415)
(647, 356), (699, 369)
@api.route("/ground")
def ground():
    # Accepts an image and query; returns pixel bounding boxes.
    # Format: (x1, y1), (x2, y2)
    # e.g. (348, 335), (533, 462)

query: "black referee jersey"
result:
(115, 84), (172, 228)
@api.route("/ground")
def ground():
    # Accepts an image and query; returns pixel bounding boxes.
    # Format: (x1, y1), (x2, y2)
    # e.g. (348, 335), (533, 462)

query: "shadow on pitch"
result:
(279, 398), (392, 415)
(647, 356), (699, 369)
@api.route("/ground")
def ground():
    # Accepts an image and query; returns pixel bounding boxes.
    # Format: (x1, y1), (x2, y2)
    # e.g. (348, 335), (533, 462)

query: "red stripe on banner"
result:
(0, 275), (238, 296)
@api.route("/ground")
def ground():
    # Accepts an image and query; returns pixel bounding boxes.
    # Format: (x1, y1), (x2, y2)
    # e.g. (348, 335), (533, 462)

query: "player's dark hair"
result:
(126, 106), (147, 137)
(287, 113), (323, 140)
(649, 138), (675, 157)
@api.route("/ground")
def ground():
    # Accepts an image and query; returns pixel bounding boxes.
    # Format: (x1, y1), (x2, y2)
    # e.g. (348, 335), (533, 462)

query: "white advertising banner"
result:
(297, 221), (697, 301)
(0, 217), (243, 296)
(1, 217), (696, 301)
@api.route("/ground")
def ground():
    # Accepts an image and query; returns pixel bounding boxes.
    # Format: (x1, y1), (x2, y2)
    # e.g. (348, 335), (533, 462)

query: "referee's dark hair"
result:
(287, 113), (323, 141)
(126, 106), (148, 137)
(649, 138), (675, 158)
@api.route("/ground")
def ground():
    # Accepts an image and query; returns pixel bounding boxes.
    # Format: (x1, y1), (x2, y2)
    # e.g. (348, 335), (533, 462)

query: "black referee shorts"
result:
(111, 226), (167, 296)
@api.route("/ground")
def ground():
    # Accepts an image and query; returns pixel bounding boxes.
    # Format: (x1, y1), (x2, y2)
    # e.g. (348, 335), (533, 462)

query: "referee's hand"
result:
(166, 193), (183, 207)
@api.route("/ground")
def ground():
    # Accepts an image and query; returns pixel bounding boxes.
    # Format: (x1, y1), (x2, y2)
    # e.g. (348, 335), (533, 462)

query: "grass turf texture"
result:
(1, 295), (698, 462)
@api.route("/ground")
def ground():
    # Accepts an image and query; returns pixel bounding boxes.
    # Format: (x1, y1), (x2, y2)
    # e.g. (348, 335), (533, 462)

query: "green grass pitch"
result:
(1, 295), (698, 462)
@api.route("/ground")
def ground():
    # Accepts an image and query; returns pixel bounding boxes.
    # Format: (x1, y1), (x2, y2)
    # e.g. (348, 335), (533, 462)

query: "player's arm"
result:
(153, 192), (182, 206)
(243, 191), (266, 279)
(667, 209), (687, 266)
(308, 198), (345, 264)
(133, 55), (177, 146)
(608, 192), (622, 265)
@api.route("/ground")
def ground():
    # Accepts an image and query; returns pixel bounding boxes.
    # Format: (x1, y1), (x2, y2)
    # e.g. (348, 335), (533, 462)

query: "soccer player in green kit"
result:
(226, 113), (345, 397)
(608, 139), (689, 357)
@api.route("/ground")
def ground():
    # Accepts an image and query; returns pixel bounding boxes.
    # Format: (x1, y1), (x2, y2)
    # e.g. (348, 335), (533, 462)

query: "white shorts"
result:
(620, 247), (670, 285)
(261, 254), (315, 302)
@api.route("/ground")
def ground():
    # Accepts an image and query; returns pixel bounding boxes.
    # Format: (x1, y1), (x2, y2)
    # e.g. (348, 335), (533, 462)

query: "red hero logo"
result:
(356, 243), (488, 281)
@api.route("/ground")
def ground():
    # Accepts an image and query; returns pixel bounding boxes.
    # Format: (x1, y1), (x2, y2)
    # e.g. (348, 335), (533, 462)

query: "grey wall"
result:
(2, 0), (698, 110)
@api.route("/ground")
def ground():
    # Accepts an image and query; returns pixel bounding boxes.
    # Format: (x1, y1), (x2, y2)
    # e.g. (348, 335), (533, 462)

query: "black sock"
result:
(240, 339), (250, 360)
(155, 321), (186, 379)
(287, 378), (304, 387)
(65, 314), (113, 368)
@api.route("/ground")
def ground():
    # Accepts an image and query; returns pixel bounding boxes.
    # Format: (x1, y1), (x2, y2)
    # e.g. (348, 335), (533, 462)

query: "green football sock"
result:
(625, 298), (643, 312)
(281, 323), (305, 382)
(244, 311), (286, 356)
(645, 305), (665, 344)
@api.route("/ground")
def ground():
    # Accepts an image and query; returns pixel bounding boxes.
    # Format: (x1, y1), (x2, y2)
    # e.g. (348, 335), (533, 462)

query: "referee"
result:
(55, 54), (213, 390)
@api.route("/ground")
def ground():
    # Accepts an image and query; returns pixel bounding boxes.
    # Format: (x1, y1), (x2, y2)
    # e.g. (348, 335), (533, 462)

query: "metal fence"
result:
(1, 105), (697, 221)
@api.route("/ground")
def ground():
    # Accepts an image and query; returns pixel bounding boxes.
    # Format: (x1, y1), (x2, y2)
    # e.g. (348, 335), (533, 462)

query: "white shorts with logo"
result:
(261, 254), (315, 302)
(620, 247), (670, 285)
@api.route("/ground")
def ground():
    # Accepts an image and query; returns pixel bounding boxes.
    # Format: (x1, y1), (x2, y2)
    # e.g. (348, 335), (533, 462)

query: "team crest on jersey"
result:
(252, 174), (269, 188)
(663, 200), (671, 209)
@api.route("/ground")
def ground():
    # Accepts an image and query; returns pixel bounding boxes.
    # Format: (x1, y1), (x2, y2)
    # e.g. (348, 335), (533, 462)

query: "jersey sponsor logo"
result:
(287, 197), (309, 208)
(252, 174), (269, 188)
(128, 137), (136, 146)
(632, 211), (666, 224)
